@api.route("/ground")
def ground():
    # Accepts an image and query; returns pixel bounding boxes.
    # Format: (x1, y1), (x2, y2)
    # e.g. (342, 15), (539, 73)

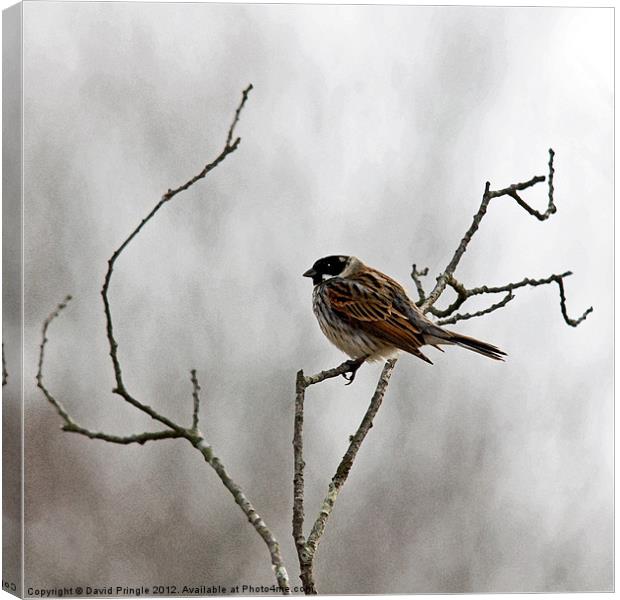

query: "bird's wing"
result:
(324, 273), (432, 362)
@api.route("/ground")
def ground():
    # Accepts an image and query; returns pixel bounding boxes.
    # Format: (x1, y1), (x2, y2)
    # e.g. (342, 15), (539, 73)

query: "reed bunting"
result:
(303, 255), (506, 383)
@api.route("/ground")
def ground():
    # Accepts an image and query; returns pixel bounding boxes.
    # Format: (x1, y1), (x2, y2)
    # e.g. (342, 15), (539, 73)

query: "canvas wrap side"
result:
(3, 3), (24, 598)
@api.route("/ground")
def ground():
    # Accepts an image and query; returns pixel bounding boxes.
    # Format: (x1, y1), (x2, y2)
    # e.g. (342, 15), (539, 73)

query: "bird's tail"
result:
(425, 328), (507, 361)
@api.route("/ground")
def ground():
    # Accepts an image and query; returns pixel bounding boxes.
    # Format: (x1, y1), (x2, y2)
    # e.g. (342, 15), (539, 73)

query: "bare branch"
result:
(63, 424), (184, 445)
(36, 295), (183, 444)
(305, 360), (396, 560)
(301, 359), (363, 387)
(227, 83), (254, 147)
(293, 147), (591, 594)
(293, 359), (397, 593)
(557, 276), (593, 327)
(486, 148), (557, 220)
(38, 299), (290, 590)
(36, 295), (76, 425)
(436, 293), (515, 326)
(39, 298), (290, 592)
(190, 369), (201, 433)
(430, 272), (592, 327)
(421, 149), (555, 311)
(193, 437), (290, 593)
(412, 149), (590, 329)
(293, 371), (307, 563)
(410, 264), (429, 305)
(2, 343), (7, 387)
(37, 86), (291, 593)
(100, 84), (254, 435)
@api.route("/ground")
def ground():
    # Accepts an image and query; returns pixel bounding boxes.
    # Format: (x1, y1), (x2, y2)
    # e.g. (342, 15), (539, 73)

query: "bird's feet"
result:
(342, 357), (366, 385)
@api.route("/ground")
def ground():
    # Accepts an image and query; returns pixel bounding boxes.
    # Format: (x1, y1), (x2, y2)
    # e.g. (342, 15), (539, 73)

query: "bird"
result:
(303, 255), (506, 384)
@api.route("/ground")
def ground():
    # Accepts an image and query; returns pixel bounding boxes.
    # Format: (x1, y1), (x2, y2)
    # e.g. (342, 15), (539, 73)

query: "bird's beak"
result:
(303, 268), (317, 278)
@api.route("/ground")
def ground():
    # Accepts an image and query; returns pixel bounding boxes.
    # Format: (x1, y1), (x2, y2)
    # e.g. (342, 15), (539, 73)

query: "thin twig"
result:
(421, 149), (555, 312)
(2, 343), (7, 387)
(100, 84), (254, 434)
(190, 369), (201, 433)
(227, 84), (253, 147)
(436, 293), (515, 326)
(63, 424), (184, 445)
(557, 276), (593, 327)
(36, 296), (184, 444)
(487, 148), (557, 220)
(430, 272), (592, 327)
(410, 264), (429, 305)
(36, 296), (77, 425)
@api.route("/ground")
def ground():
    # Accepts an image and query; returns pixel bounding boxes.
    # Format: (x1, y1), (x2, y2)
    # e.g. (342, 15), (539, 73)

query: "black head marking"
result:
(303, 255), (350, 285)
(313, 255), (350, 276)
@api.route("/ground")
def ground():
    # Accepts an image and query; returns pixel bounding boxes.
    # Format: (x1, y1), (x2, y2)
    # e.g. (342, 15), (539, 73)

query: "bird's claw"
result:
(342, 358), (365, 386)
(343, 371), (356, 385)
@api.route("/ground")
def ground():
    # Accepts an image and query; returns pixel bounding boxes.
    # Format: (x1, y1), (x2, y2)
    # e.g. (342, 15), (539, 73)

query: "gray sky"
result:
(14, 3), (613, 593)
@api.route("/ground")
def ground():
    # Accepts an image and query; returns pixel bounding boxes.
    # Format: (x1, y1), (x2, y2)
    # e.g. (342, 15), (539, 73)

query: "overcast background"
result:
(12, 3), (613, 594)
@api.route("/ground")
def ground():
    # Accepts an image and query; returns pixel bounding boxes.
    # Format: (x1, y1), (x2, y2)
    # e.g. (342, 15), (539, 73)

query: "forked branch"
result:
(431, 272), (593, 327)
(411, 150), (591, 326)
(100, 84), (254, 432)
(293, 360), (396, 593)
(38, 85), (290, 594)
(36, 295), (184, 445)
(420, 149), (556, 312)
(292, 148), (592, 594)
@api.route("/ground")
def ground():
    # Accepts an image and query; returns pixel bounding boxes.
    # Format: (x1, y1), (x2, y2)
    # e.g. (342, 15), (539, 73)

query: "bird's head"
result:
(303, 255), (359, 285)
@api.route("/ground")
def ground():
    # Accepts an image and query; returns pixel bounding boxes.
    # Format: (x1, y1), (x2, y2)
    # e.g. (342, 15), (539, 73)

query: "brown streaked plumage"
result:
(303, 255), (505, 382)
